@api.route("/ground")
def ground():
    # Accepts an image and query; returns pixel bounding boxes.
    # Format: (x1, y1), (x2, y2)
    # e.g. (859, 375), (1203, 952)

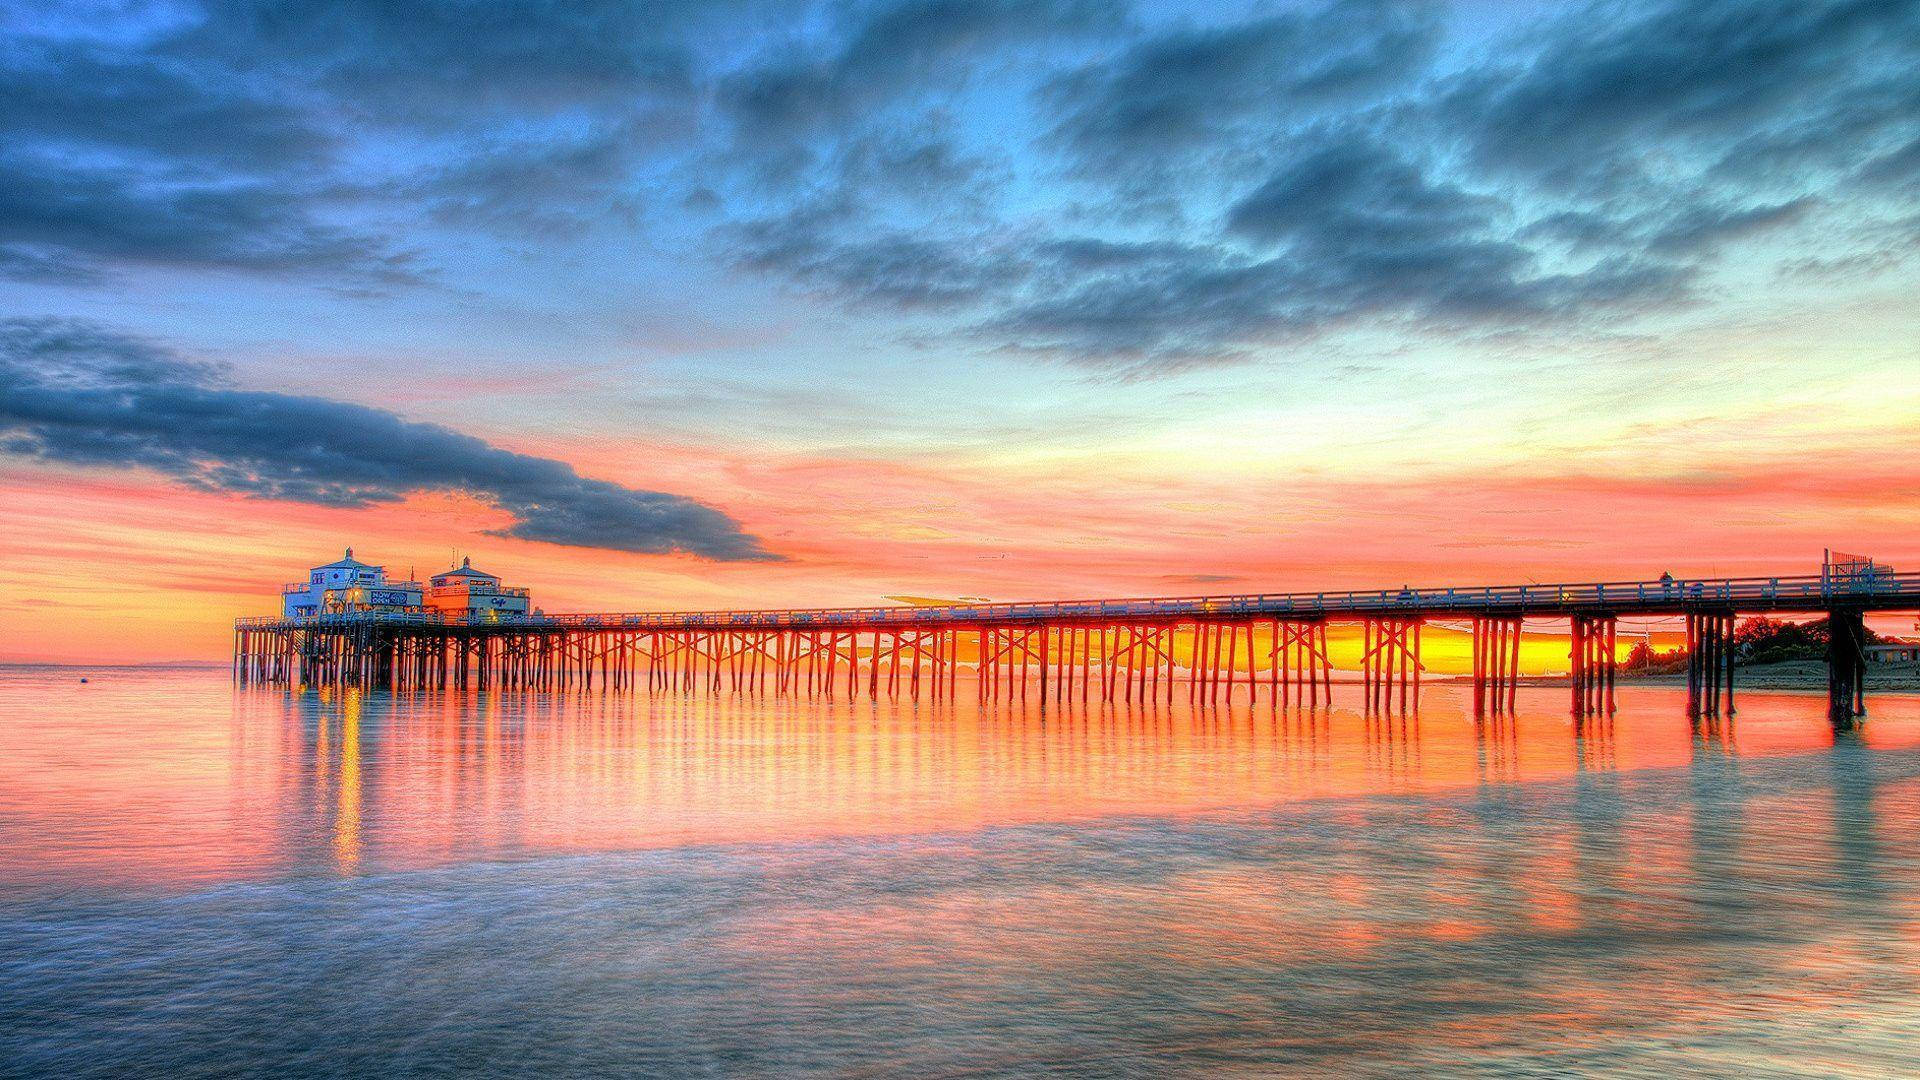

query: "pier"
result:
(236, 564), (1919, 725)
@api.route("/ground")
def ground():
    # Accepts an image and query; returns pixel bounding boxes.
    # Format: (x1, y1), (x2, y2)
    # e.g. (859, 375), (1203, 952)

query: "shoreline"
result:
(1484, 659), (1920, 693)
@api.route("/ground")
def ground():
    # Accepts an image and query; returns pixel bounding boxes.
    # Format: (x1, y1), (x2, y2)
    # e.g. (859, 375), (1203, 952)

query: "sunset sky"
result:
(3, 0), (1917, 662)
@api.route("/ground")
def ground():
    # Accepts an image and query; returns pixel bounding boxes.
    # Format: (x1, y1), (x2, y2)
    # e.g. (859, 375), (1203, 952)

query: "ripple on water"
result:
(4, 668), (1920, 1075)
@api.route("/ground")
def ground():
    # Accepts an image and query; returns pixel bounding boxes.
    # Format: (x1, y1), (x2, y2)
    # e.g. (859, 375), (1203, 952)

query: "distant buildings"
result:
(1867, 638), (1919, 664)
(280, 549), (529, 619)
(281, 549), (421, 618)
(426, 557), (531, 616)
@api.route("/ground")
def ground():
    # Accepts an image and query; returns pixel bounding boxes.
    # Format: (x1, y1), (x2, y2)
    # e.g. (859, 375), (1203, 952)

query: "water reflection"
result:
(5, 669), (1920, 894)
(7, 669), (1920, 1073)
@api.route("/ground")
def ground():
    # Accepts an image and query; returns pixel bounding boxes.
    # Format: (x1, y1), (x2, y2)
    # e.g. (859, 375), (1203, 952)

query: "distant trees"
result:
(1622, 639), (1685, 673)
(1731, 616), (1880, 665)
(1619, 617), (1880, 673)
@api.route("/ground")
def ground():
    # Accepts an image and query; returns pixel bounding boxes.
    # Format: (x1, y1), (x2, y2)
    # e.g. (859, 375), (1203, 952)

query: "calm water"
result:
(6, 667), (1920, 1076)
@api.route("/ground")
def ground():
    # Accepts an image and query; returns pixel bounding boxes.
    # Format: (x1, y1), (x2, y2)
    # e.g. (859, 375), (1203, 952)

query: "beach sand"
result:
(1477, 660), (1920, 692)
(1619, 659), (1920, 692)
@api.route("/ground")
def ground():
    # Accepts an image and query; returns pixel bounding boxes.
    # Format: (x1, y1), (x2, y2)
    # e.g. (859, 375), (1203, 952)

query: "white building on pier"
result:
(278, 549), (533, 619)
(426, 557), (532, 617)
(281, 549), (423, 617)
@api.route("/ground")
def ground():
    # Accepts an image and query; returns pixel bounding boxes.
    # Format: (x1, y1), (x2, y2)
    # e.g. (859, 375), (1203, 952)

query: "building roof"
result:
(314, 547), (374, 570)
(434, 556), (499, 581)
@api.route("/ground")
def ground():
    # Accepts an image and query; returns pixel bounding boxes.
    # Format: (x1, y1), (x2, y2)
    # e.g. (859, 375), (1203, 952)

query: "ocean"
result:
(4, 667), (1919, 1076)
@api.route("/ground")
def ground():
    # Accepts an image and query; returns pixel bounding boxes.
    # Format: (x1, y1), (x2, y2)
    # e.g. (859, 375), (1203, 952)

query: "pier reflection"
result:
(5, 670), (1920, 896)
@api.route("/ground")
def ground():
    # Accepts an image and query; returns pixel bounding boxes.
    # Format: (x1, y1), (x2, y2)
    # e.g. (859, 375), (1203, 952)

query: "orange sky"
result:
(5, 418), (1914, 664)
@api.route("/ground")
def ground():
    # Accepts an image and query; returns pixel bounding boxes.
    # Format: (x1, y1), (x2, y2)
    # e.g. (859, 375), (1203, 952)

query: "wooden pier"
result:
(237, 569), (1920, 725)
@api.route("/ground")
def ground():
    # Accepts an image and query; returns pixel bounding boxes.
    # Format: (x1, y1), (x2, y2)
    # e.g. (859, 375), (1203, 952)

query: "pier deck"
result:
(236, 570), (1920, 724)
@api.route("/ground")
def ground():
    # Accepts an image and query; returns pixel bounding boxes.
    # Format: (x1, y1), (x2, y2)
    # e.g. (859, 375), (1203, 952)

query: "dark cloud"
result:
(1221, 133), (1689, 324)
(978, 250), (1298, 367)
(181, 0), (702, 123)
(0, 149), (419, 284)
(1642, 197), (1820, 255)
(0, 244), (105, 285)
(760, 131), (1689, 362)
(732, 118), (1700, 364)
(726, 130), (1007, 304)
(0, 39), (329, 172)
(0, 0), (717, 283)
(7, 0), (1918, 376)
(1225, 134), (1499, 252)
(184, 0), (715, 239)
(739, 228), (1022, 308)
(1046, 1), (1440, 177)
(1860, 134), (1920, 189)
(1424, 0), (1919, 299)
(386, 123), (661, 237)
(729, 0), (1919, 369)
(1449, 0), (1920, 192)
(720, 0), (1117, 137)
(978, 242), (1688, 367)
(0, 32), (404, 284)
(0, 320), (775, 561)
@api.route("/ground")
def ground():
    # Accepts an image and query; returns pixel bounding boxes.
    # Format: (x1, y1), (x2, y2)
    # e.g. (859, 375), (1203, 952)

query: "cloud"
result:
(1219, 131), (1689, 321)
(0, 149), (419, 285)
(0, 0), (717, 283)
(181, 0), (702, 124)
(1225, 135), (1493, 248)
(976, 242), (1688, 367)
(759, 131), (1689, 363)
(384, 123), (660, 237)
(1448, 0), (1920, 191)
(739, 228), (1023, 308)
(720, 0), (1117, 137)
(724, 128), (1013, 305)
(0, 320), (776, 561)
(0, 38), (328, 171)
(1046, 1), (1440, 178)
(0, 243), (105, 285)
(724, 0), (1920, 370)
(1642, 197), (1820, 255)
(1433, 0), (1919, 270)
(8, 0), (1919, 376)
(976, 247), (1297, 366)
(0, 33), (409, 284)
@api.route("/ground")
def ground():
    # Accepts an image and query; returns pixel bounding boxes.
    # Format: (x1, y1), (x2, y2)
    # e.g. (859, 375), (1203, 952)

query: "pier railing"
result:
(235, 570), (1920, 632)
